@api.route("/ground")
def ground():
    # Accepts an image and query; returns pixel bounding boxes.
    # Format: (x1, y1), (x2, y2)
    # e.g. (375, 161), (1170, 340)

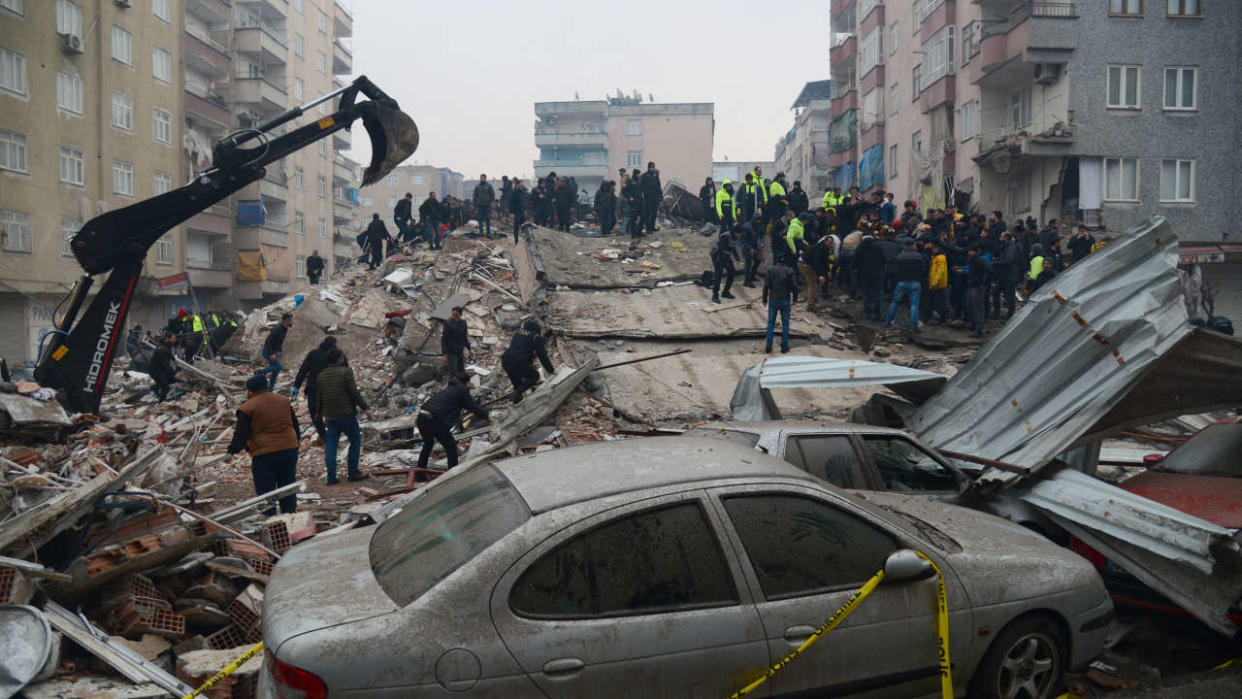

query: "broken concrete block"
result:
(176, 646), (263, 699)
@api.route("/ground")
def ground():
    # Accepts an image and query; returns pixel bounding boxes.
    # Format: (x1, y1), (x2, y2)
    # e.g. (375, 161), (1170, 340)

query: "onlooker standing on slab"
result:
(472, 174), (495, 237)
(314, 348), (372, 485)
(228, 375), (300, 516)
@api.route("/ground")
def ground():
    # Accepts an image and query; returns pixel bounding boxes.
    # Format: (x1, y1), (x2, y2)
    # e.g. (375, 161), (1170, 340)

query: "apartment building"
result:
(772, 80), (832, 197)
(0, 0), (185, 361)
(362, 164), (468, 224)
(712, 160), (776, 188)
(534, 97), (714, 198)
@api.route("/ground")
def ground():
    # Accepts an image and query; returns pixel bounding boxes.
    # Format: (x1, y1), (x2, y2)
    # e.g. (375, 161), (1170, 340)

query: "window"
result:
(0, 0), (23, 16)
(293, 0), (303, 13)
(295, 256), (306, 278)
(1009, 87), (1032, 129)
(1160, 159), (1194, 202)
(387, 195), (397, 208)
(889, 84), (899, 116)
(889, 144), (898, 180)
(154, 235), (173, 265)
(915, 0), (947, 25)
(962, 21), (979, 65)
(112, 160), (134, 196)
(56, 0), (82, 38)
(1006, 171), (1032, 217)
(317, 51), (327, 74)
(293, 166), (304, 190)
(293, 33), (304, 58)
(152, 47), (171, 82)
(1107, 65), (1141, 109)
(318, 139), (327, 156)
(1163, 67), (1197, 110)
(911, 129), (923, 155)
(888, 22), (898, 56)
(294, 211), (305, 235)
(912, 64), (923, 97)
(317, 9), (327, 33)
(626, 119), (642, 136)
(317, 175), (327, 197)
(59, 147), (84, 185)
(152, 0), (170, 21)
(57, 71), (83, 113)
(862, 88), (884, 128)
(387, 174), (398, 186)
(0, 48), (26, 96)
(292, 77), (304, 101)
(510, 503), (737, 618)
(0, 129), (28, 173)
(153, 171), (173, 195)
(627, 151), (642, 168)
(152, 108), (172, 144)
(111, 26), (132, 65)
(862, 436), (959, 492)
(961, 99), (979, 140)
(784, 436), (865, 489)
(859, 27), (883, 76)
(60, 217), (81, 257)
(318, 216), (327, 238)
(1, 210), (32, 252)
(1110, 0), (1141, 14)
(1167, 0), (1200, 16)
(111, 92), (133, 130)
(412, 174), (424, 185)
(722, 495), (897, 598)
(923, 25), (955, 84)
(1104, 157), (1140, 201)
(360, 196), (373, 206)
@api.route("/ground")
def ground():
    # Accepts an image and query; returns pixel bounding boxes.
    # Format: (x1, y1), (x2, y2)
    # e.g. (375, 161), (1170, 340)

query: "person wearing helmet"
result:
(500, 319), (555, 403)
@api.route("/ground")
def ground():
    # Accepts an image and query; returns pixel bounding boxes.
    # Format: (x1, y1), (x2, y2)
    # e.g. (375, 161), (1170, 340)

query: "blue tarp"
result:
(833, 163), (857, 191)
(347, 187), (360, 204)
(236, 196), (265, 226)
(860, 144), (885, 190)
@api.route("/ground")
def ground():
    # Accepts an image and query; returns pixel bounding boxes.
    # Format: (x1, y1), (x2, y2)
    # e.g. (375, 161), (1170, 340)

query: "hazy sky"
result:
(347, 0), (828, 180)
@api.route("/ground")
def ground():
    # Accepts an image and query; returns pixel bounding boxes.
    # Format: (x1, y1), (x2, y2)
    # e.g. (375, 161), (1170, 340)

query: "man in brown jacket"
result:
(228, 375), (300, 515)
(314, 348), (372, 484)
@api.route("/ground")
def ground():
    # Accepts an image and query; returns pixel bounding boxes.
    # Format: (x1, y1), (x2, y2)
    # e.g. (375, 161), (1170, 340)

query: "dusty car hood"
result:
(263, 527), (398, 653)
(851, 491), (1100, 606)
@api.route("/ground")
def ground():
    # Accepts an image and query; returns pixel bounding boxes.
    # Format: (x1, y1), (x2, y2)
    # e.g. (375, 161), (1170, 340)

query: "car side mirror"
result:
(1143, 453), (1164, 467)
(883, 549), (934, 583)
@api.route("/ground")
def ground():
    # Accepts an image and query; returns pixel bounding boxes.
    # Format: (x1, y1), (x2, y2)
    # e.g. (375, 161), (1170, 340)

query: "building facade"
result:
(773, 80), (832, 197)
(534, 97), (715, 198)
(0, 0), (361, 363)
(361, 164), (469, 226)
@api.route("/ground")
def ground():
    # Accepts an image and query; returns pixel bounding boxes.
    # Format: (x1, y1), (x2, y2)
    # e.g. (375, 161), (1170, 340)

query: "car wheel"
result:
(968, 616), (1065, 699)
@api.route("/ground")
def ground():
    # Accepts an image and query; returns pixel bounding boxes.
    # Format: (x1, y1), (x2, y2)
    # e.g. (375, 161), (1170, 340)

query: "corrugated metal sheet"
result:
(731, 357), (946, 421)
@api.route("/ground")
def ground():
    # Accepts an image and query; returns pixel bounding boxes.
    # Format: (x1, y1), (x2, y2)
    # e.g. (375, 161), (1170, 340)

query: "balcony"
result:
(332, 128), (351, 150)
(258, 173), (288, 202)
(531, 162), (608, 179)
(237, 0), (286, 23)
(860, 122), (885, 150)
(830, 35), (857, 69)
(830, 88), (857, 117)
(235, 24), (288, 65)
(534, 130), (608, 148)
(187, 259), (233, 288)
(334, 0), (353, 37)
(186, 0), (231, 23)
(332, 154), (354, 185)
(333, 241), (354, 259)
(186, 205), (232, 236)
(234, 219), (290, 249)
(534, 101), (608, 119)
(184, 90), (231, 130)
(920, 63), (956, 112)
(184, 27), (231, 77)
(972, 2), (1076, 85)
(973, 121), (1075, 172)
(229, 76), (286, 114)
(333, 197), (355, 223)
(332, 38), (352, 75)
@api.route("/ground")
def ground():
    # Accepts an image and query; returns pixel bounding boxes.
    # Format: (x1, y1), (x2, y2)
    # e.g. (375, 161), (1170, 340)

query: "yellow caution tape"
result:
(182, 641), (264, 699)
(726, 550), (953, 699)
(1214, 657), (1242, 671)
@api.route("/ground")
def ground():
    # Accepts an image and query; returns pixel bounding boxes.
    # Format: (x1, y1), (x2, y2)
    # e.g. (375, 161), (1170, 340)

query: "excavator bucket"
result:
(360, 102), (419, 186)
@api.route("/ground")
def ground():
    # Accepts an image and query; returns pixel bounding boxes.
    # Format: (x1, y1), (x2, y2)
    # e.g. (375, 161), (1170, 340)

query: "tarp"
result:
(235, 197), (265, 226)
(828, 110), (858, 154)
(731, 357), (947, 422)
(833, 162), (857, 191)
(236, 250), (267, 281)
(859, 144), (885, 191)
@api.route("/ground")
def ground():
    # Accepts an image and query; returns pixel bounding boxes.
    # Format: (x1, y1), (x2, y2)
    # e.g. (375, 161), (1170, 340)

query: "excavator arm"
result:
(34, 76), (418, 415)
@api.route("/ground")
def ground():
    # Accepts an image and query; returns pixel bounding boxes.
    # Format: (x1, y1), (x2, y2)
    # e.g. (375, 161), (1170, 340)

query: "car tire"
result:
(968, 615), (1066, 699)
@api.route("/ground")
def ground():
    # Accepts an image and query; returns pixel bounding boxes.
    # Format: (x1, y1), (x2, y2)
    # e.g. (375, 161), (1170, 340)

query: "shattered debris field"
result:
(1, 217), (1240, 697)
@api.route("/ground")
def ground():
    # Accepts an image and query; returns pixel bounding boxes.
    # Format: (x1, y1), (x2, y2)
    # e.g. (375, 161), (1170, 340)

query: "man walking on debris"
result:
(501, 319), (555, 403)
(715, 180), (736, 234)
(441, 306), (471, 377)
(640, 161), (662, 233)
(992, 231), (1021, 320)
(228, 375), (300, 516)
(393, 193), (413, 242)
(148, 333), (177, 402)
(315, 348), (371, 485)
(292, 336), (336, 446)
(306, 249), (324, 285)
(741, 211), (763, 288)
(473, 174), (495, 237)
(509, 179), (529, 243)
(364, 214), (390, 270)
(884, 239), (927, 334)
(964, 244), (991, 337)
(416, 373), (489, 475)
(260, 312), (292, 390)
(763, 254), (798, 354)
(420, 192), (443, 250)
(711, 225), (741, 304)
(855, 233), (887, 321)
(803, 233), (831, 312)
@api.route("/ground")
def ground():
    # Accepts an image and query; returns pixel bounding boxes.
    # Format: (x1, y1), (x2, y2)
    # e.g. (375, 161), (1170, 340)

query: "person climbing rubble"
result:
(501, 319), (555, 403)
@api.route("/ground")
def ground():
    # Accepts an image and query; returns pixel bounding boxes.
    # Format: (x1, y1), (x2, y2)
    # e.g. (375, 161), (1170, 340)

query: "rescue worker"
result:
(822, 187), (843, 209)
(785, 210), (809, 257)
(711, 225), (741, 304)
(291, 336), (337, 445)
(737, 173), (764, 225)
(441, 306), (471, 378)
(314, 348), (371, 485)
(416, 373), (489, 474)
(767, 173), (789, 224)
(501, 319), (555, 404)
(227, 375), (300, 516)
(211, 311), (238, 351)
(180, 309), (204, 363)
(260, 313), (292, 390)
(715, 180), (736, 234)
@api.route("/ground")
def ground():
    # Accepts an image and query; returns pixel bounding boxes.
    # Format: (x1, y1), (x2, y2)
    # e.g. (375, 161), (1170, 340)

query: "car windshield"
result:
(370, 465), (530, 606)
(1158, 422), (1242, 477)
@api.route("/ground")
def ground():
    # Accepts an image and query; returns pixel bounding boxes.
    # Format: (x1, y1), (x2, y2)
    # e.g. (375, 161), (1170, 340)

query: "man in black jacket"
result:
(306, 249), (325, 285)
(509, 180), (529, 243)
(394, 193), (413, 242)
(711, 225), (741, 304)
(554, 178), (574, 232)
(419, 193), (443, 250)
(416, 373), (489, 473)
(803, 235), (831, 308)
(991, 232), (1022, 320)
(640, 162), (662, 233)
(788, 180), (810, 216)
(964, 245), (991, 337)
(259, 313), (292, 390)
(472, 175), (495, 237)
(884, 239), (927, 334)
(699, 177), (717, 223)
(441, 306), (471, 377)
(501, 319), (555, 403)
(291, 336), (336, 445)
(763, 255), (799, 354)
(1068, 225), (1095, 265)
(622, 173), (644, 239)
(855, 234), (887, 321)
(740, 212), (764, 288)
(148, 333), (177, 402)
(364, 214), (390, 269)
(595, 182), (617, 235)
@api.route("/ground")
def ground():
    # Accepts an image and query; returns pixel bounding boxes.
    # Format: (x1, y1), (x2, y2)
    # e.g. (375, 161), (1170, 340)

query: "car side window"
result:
(862, 436), (958, 492)
(783, 435), (864, 488)
(510, 503), (739, 619)
(722, 495), (897, 599)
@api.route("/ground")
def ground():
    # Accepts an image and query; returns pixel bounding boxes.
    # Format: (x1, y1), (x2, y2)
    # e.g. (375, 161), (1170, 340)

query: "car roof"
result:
(494, 436), (821, 514)
(693, 420), (912, 437)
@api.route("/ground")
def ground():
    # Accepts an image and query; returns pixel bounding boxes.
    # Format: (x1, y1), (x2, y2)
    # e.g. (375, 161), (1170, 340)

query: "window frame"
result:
(0, 128), (29, 174)
(0, 47), (27, 96)
(60, 216), (81, 257)
(57, 71), (83, 114)
(111, 92), (134, 131)
(889, 143), (898, 179)
(154, 234), (173, 265)
(1109, 0), (1142, 16)
(1008, 87), (1032, 130)
(111, 25), (133, 66)
(153, 171), (173, 195)
(1106, 64), (1142, 110)
(1159, 158), (1195, 203)
(0, 0), (23, 17)
(152, 47), (172, 83)
(56, 0), (82, 38)
(152, 0), (170, 23)
(317, 175), (327, 198)
(317, 8), (328, 33)
(1162, 66), (1197, 111)
(293, 166), (304, 190)
(1166, 0), (1200, 17)
(859, 26), (883, 77)
(626, 119), (642, 136)
(888, 21), (898, 56)
(295, 256), (307, 278)
(317, 51), (327, 74)
(960, 99), (979, 141)
(112, 160), (135, 196)
(294, 211), (305, 235)
(152, 107), (172, 145)
(318, 216), (328, 239)
(0, 209), (32, 253)
(911, 64), (923, 99)
(1103, 156), (1140, 202)
(59, 146), (85, 186)
(888, 83), (899, 117)
(293, 33), (304, 58)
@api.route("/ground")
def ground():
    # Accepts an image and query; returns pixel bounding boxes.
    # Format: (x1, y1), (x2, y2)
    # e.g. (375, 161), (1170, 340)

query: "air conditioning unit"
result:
(114, 0), (132, 7)
(59, 32), (84, 54)
(1034, 63), (1062, 84)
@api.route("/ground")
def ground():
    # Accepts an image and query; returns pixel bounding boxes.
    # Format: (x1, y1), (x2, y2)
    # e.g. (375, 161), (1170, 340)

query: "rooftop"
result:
(792, 79), (833, 109)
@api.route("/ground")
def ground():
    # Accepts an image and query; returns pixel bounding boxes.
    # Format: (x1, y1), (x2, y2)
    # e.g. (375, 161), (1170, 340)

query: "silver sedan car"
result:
(258, 438), (1112, 698)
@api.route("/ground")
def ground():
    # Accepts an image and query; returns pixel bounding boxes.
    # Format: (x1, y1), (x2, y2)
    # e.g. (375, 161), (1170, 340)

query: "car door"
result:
(708, 483), (968, 698)
(779, 432), (873, 489)
(490, 492), (772, 699)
